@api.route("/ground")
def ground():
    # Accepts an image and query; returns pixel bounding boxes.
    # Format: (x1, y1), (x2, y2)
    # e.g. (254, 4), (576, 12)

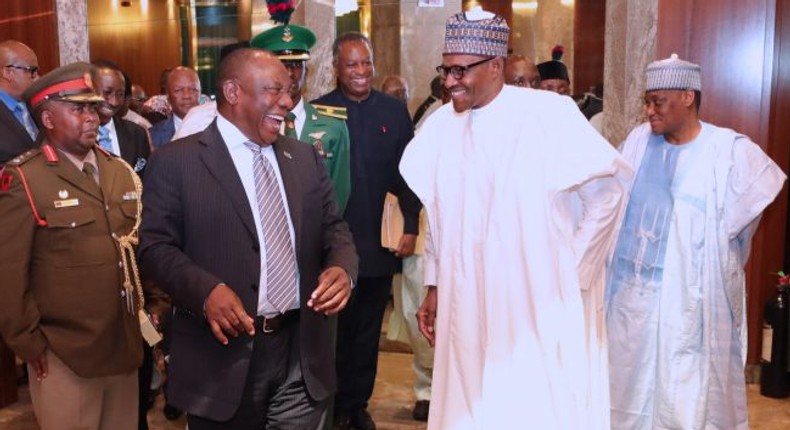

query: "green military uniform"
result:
(300, 103), (351, 212)
(251, 24), (352, 213)
(0, 145), (145, 377)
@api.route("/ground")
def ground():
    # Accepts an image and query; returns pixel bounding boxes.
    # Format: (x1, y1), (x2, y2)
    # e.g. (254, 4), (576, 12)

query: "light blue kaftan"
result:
(607, 122), (786, 430)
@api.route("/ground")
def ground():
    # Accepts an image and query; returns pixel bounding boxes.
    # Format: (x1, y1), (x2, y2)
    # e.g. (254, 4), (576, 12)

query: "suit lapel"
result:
(96, 150), (119, 203)
(198, 123), (258, 241)
(114, 118), (135, 165)
(0, 103), (34, 144)
(273, 137), (302, 253)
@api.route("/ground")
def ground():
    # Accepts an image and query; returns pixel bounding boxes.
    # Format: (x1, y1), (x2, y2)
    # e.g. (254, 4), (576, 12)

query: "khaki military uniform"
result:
(0, 145), (144, 378)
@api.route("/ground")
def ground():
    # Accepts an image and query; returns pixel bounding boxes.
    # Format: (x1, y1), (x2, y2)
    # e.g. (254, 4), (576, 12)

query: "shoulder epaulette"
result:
(311, 104), (348, 120)
(6, 147), (42, 167)
(94, 145), (118, 159)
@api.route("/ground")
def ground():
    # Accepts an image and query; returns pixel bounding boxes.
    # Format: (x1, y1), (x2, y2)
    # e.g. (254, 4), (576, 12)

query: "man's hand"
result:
(394, 233), (417, 258)
(204, 283), (255, 345)
(308, 266), (352, 315)
(28, 350), (48, 381)
(417, 286), (437, 347)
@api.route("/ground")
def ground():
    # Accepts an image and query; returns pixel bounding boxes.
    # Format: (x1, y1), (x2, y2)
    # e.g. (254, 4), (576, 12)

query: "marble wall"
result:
(55, 0), (89, 65)
(602, 0), (657, 145)
(398, 1), (462, 114)
(511, 0), (574, 84)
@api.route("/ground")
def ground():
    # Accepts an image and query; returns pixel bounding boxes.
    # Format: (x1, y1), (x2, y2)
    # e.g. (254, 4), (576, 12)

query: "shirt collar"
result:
(217, 113), (259, 151)
(59, 146), (98, 173)
(0, 88), (22, 113)
(291, 97), (305, 121)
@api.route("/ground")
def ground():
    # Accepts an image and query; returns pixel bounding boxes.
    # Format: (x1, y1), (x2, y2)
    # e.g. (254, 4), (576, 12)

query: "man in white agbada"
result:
(606, 54), (786, 429)
(399, 9), (631, 430)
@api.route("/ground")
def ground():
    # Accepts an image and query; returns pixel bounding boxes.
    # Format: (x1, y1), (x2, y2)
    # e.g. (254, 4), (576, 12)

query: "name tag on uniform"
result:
(54, 198), (80, 208)
(123, 191), (138, 201)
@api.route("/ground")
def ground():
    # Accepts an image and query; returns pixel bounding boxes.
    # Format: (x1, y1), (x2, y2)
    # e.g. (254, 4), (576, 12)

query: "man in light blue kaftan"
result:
(607, 54), (786, 430)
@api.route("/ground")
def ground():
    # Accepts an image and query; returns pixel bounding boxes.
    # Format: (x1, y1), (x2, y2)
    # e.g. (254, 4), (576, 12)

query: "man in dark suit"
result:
(149, 66), (200, 149)
(92, 61), (151, 174)
(0, 40), (39, 164)
(313, 32), (421, 430)
(138, 48), (358, 429)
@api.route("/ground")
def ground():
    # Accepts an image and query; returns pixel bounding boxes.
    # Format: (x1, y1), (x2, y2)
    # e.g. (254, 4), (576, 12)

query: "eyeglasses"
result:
(5, 64), (38, 78)
(436, 57), (494, 80)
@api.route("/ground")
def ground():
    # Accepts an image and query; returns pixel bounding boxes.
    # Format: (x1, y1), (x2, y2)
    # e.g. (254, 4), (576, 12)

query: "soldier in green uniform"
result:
(0, 62), (164, 430)
(250, 24), (352, 212)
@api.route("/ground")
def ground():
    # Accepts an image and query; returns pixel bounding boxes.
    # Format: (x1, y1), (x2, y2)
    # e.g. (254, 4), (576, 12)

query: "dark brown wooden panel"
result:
(657, 0), (787, 364)
(0, 340), (18, 408)
(0, 0), (59, 74)
(573, 0), (606, 95)
(88, 0), (182, 97)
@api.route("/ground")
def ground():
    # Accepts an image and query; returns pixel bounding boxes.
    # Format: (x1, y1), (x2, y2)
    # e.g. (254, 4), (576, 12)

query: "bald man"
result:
(139, 48), (357, 429)
(0, 40), (39, 163)
(150, 66), (201, 149)
(505, 55), (540, 89)
(381, 75), (409, 105)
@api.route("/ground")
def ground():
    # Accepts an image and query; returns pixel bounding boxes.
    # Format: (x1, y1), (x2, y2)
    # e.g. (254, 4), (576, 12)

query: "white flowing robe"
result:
(608, 122), (786, 430)
(400, 85), (631, 430)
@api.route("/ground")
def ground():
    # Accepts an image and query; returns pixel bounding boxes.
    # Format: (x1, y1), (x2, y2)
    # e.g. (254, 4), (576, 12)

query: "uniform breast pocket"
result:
(45, 208), (108, 268)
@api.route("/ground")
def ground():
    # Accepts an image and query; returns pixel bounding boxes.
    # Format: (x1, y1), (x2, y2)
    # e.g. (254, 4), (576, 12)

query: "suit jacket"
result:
(149, 115), (176, 150)
(113, 117), (151, 174)
(0, 145), (144, 377)
(0, 102), (36, 164)
(312, 89), (421, 277)
(138, 121), (358, 421)
(300, 103), (351, 212)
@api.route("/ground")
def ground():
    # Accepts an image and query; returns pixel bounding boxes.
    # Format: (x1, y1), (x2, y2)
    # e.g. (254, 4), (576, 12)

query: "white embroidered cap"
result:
(645, 53), (702, 92)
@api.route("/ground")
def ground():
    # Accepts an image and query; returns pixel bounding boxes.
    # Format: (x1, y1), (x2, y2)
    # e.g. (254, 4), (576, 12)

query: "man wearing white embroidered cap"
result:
(606, 54), (786, 429)
(400, 7), (632, 430)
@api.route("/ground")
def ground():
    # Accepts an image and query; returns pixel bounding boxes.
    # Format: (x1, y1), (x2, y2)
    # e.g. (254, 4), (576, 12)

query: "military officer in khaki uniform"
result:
(0, 62), (161, 430)
(250, 24), (352, 212)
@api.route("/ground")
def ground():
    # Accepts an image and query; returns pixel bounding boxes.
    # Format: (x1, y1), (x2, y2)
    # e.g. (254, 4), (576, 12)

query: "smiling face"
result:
(441, 54), (504, 113)
(220, 51), (293, 147)
(643, 89), (695, 136)
(334, 40), (374, 102)
(94, 68), (125, 124)
(39, 100), (100, 158)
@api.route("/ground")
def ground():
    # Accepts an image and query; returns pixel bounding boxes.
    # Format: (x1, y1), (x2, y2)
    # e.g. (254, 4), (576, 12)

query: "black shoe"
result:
(333, 413), (351, 430)
(163, 403), (183, 421)
(349, 408), (376, 430)
(412, 400), (429, 421)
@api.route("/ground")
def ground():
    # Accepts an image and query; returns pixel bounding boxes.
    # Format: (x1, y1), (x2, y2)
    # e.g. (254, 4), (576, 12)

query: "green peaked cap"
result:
(250, 24), (316, 61)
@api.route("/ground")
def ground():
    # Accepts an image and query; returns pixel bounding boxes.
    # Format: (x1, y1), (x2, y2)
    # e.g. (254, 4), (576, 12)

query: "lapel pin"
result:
(58, 190), (69, 199)
(283, 151), (293, 160)
(381, 126), (387, 133)
(312, 114), (318, 121)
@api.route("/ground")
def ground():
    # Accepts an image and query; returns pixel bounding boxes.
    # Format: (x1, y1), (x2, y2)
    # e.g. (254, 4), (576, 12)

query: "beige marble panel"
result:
(304, 0), (336, 101)
(56, 0), (89, 65)
(603, 0), (657, 145)
(400, 0), (462, 115)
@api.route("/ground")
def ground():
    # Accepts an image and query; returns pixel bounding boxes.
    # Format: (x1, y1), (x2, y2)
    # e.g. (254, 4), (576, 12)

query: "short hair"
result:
(215, 48), (277, 105)
(693, 90), (702, 111)
(91, 59), (126, 91)
(332, 32), (372, 65)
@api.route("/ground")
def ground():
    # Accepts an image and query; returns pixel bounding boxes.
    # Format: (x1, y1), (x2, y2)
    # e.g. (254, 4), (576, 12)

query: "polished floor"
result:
(2, 347), (790, 429)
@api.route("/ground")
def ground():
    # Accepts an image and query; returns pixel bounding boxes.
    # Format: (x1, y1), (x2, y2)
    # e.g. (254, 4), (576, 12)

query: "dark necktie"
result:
(244, 141), (297, 313)
(284, 112), (297, 139)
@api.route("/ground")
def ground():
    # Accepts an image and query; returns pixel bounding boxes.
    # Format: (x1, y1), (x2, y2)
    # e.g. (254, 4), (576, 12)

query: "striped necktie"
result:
(244, 141), (298, 313)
